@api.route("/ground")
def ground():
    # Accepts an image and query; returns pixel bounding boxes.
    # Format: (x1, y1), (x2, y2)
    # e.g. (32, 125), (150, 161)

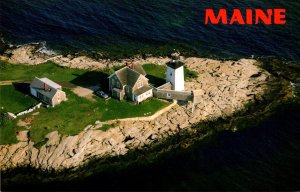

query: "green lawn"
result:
(0, 85), (35, 144)
(0, 60), (89, 82)
(0, 117), (23, 144)
(143, 63), (198, 86)
(143, 64), (166, 79)
(0, 85), (37, 114)
(0, 61), (196, 145)
(143, 64), (167, 86)
(0, 60), (124, 90)
(30, 89), (168, 143)
(0, 86), (168, 145)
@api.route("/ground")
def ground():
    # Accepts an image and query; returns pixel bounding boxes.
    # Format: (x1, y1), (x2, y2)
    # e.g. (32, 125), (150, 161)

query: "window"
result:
(167, 93), (171, 98)
(137, 81), (143, 88)
(170, 72), (172, 76)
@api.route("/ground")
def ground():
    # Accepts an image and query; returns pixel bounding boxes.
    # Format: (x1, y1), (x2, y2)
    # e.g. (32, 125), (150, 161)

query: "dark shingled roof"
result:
(110, 67), (147, 87)
(166, 60), (184, 69)
(30, 77), (61, 99)
(114, 67), (128, 86)
(133, 85), (152, 96)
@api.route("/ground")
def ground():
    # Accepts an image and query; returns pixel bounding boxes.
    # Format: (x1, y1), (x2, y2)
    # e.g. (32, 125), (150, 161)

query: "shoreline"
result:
(2, 79), (295, 186)
(0, 43), (177, 69)
(0, 44), (296, 182)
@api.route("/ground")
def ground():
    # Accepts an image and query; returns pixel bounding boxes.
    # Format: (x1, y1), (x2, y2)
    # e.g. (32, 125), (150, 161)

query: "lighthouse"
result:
(166, 53), (184, 91)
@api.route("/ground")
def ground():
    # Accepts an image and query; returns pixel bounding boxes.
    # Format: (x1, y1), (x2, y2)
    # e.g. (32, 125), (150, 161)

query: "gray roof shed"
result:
(30, 77), (61, 99)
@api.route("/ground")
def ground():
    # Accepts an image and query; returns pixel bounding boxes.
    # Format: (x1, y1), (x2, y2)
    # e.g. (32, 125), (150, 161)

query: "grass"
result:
(143, 64), (166, 86)
(143, 64), (166, 79)
(1, 61), (206, 145)
(143, 63), (198, 86)
(0, 85), (37, 114)
(0, 60), (123, 90)
(0, 87), (168, 145)
(0, 117), (22, 144)
(184, 66), (199, 80)
(0, 60), (89, 82)
(30, 89), (168, 144)
(0, 85), (37, 144)
(99, 124), (115, 132)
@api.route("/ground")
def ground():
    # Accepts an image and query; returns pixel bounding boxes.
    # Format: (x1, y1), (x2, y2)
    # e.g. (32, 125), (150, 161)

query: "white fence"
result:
(6, 102), (42, 119)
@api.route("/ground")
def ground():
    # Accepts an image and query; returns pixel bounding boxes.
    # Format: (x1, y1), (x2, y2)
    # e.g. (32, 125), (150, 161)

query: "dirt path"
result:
(72, 85), (100, 101)
(0, 80), (24, 85)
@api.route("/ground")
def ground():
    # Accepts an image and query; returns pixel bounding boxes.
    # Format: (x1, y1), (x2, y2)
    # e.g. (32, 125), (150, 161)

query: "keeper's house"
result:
(108, 64), (153, 104)
(30, 77), (67, 107)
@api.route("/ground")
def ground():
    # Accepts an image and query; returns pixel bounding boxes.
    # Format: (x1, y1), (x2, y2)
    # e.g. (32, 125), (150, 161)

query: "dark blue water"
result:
(1, 1), (300, 190)
(1, 0), (300, 60)
(5, 103), (300, 191)
(72, 104), (300, 191)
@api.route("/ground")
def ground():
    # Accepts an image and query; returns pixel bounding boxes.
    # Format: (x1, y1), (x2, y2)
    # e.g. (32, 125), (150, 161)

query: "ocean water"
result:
(1, 0), (300, 190)
(0, 0), (300, 60)
(67, 104), (300, 191)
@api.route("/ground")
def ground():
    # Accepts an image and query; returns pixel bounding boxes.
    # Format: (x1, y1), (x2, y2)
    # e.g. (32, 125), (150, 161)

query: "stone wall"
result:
(153, 88), (193, 101)
(156, 82), (172, 90)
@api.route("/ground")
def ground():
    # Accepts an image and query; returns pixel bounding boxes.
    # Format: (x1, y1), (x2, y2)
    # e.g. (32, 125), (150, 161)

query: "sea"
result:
(0, 0), (300, 191)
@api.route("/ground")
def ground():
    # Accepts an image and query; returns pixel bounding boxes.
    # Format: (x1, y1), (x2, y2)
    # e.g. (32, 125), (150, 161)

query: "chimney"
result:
(131, 63), (134, 70)
(44, 83), (48, 91)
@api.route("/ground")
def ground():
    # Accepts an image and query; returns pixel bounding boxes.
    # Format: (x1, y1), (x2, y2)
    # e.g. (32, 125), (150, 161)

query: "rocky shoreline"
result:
(0, 44), (274, 172)
(0, 43), (171, 69)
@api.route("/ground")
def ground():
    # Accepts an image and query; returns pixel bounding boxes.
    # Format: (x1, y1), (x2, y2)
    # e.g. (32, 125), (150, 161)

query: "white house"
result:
(30, 77), (67, 107)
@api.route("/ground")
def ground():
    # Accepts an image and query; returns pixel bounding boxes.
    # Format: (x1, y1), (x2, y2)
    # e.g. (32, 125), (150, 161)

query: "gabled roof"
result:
(133, 85), (152, 96)
(133, 64), (146, 76)
(39, 78), (61, 89)
(109, 66), (148, 87)
(30, 77), (61, 99)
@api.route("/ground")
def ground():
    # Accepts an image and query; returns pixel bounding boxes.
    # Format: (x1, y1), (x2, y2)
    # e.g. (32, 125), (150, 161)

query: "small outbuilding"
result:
(30, 77), (67, 107)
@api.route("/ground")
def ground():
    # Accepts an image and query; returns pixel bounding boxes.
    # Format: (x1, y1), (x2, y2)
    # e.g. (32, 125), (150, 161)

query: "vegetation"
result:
(143, 64), (166, 86)
(184, 66), (198, 79)
(0, 87), (168, 145)
(0, 116), (20, 144)
(0, 61), (170, 145)
(0, 60), (198, 145)
(143, 63), (198, 86)
(0, 60), (89, 82)
(0, 85), (37, 114)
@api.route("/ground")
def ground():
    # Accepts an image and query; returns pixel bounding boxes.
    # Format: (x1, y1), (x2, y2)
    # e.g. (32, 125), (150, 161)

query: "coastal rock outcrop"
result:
(0, 51), (271, 171)
(2, 44), (170, 69)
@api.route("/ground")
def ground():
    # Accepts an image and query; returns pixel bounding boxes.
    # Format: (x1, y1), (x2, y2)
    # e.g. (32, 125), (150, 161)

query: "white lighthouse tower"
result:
(166, 53), (184, 91)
